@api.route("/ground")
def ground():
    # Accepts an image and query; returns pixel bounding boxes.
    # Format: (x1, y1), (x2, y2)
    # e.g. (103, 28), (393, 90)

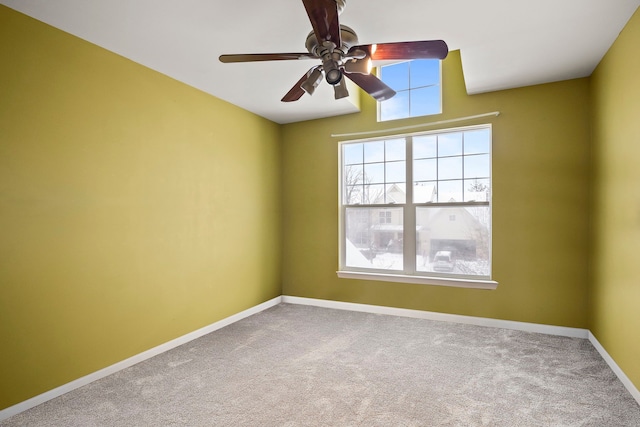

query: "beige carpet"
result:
(2, 303), (639, 426)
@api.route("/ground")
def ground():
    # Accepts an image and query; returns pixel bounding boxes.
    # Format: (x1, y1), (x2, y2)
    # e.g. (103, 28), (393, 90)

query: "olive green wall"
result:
(282, 51), (591, 328)
(590, 7), (640, 391)
(0, 6), (282, 410)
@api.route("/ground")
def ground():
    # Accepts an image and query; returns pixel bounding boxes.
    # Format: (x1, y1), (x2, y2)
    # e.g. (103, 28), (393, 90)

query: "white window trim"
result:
(337, 124), (497, 290)
(336, 270), (498, 290)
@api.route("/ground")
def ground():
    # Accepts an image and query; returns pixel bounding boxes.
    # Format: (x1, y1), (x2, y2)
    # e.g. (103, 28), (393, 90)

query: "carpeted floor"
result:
(3, 303), (640, 426)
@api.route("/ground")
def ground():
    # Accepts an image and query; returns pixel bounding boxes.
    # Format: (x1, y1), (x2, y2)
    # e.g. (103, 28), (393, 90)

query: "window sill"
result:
(336, 271), (498, 290)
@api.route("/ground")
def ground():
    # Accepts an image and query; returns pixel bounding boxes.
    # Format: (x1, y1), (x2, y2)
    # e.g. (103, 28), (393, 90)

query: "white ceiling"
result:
(2, 0), (639, 124)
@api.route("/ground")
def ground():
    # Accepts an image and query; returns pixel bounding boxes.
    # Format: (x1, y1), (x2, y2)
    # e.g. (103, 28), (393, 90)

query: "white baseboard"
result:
(0, 296), (283, 422)
(282, 296), (589, 338)
(588, 332), (640, 406)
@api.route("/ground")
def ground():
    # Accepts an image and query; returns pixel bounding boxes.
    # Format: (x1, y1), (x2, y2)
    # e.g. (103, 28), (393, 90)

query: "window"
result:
(379, 211), (392, 224)
(339, 125), (496, 289)
(378, 59), (441, 122)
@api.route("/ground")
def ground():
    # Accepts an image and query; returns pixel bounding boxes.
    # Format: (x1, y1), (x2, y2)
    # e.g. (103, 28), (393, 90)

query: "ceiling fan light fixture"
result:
(301, 67), (323, 95)
(333, 76), (349, 99)
(344, 57), (372, 75)
(325, 66), (342, 85)
(321, 49), (344, 85)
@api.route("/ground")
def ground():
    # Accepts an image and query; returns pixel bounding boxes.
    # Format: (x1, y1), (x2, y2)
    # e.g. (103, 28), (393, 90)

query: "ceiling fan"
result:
(219, 0), (448, 103)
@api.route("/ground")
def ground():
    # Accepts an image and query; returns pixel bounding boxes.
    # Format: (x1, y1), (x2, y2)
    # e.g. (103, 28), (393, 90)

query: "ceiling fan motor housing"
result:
(305, 25), (358, 57)
(306, 25), (359, 85)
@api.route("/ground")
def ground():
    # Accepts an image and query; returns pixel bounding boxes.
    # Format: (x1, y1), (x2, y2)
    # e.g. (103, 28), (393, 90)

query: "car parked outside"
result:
(433, 250), (455, 272)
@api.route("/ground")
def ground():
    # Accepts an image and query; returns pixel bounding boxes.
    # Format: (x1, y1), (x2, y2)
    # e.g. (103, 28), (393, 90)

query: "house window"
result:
(339, 125), (494, 288)
(378, 59), (441, 122)
(379, 211), (392, 224)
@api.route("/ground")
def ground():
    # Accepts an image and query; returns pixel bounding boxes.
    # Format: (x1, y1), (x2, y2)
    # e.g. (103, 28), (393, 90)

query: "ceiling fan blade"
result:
(219, 53), (318, 63)
(281, 71), (313, 102)
(344, 72), (396, 101)
(302, 0), (341, 48)
(350, 40), (449, 61)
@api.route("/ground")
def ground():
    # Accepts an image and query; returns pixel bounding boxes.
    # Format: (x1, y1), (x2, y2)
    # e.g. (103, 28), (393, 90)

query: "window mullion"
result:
(404, 137), (416, 273)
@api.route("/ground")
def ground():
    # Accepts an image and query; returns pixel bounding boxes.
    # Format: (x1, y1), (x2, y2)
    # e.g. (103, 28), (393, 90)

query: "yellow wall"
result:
(0, 6), (282, 409)
(282, 51), (591, 328)
(590, 7), (640, 390)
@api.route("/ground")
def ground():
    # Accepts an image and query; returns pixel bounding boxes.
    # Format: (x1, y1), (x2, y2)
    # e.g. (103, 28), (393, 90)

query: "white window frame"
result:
(377, 59), (443, 122)
(337, 124), (498, 290)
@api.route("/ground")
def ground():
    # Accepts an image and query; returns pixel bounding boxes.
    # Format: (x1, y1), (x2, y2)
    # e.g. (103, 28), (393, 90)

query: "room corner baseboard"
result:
(281, 296), (589, 338)
(588, 332), (640, 406)
(0, 296), (283, 422)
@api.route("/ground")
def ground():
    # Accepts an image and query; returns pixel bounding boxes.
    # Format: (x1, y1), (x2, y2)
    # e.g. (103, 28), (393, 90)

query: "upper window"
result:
(378, 59), (442, 122)
(339, 125), (494, 288)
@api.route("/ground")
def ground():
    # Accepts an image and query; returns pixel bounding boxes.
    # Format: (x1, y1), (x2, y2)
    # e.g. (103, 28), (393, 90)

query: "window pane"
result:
(411, 59), (440, 88)
(364, 163), (384, 184)
(413, 182), (436, 203)
(364, 184), (385, 204)
(343, 165), (364, 205)
(414, 135), (437, 159)
(364, 141), (385, 163)
(386, 161), (405, 183)
(380, 91), (409, 121)
(414, 158), (437, 181)
(464, 179), (490, 202)
(464, 129), (491, 154)
(416, 206), (491, 278)
(438, 156), (462, 180)
(345, 185), (363, 204)
(379, 59), (442, 122)
(345, 207), (404, 270)
(344, 164), (363, 184)
(343, 143), (363, 165)
(346, 139), (411, 205)
(385, 139), (405, 161)
(438, 180), (463, 202)
(464, 154), (490, 179)
(387, 184), (406, 204)
(410, 85), (441, 117)
(380, 62), (410, 91)
(438, 133), (463, 157)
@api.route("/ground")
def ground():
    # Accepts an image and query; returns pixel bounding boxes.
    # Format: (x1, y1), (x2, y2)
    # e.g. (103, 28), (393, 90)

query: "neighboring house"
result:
(347, 184), (490, 265)
(416, 205), (490, 262)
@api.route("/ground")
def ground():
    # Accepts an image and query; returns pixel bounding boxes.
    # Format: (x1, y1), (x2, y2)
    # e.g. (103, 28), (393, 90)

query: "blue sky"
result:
(379, 59), (441, 121)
